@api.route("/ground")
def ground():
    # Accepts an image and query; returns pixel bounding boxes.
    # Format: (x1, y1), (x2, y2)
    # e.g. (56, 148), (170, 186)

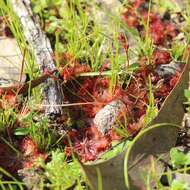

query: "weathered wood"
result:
(10, 0), (64, 117)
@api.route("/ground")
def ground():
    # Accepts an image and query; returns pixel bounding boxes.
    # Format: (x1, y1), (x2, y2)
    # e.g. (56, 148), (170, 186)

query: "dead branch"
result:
(10, 0), (64, 117)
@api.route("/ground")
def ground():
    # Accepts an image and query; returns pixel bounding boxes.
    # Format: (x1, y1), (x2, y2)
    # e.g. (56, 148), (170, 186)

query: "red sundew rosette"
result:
(80, 59), (190, 190)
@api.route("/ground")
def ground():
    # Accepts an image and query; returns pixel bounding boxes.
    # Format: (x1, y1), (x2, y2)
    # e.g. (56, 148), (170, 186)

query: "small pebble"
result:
(155, 61), (181, 77)
(94, 99), (126, 134)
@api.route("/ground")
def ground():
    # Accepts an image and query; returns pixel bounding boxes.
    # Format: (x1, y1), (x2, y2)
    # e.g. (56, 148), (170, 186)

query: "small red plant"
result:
(20, 137), (47, 168)
(152, 49), (171, 65)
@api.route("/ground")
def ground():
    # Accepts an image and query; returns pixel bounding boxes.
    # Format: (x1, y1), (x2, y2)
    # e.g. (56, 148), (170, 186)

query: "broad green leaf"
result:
(14, 128), (29, 136)
(184, 89), (190, 99)
(170, 148), (190, 168)
(171, 180), (190, 190)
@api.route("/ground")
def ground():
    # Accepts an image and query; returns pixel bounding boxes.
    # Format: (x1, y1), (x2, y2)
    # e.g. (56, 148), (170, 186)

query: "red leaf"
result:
(153, 49), (171, 65)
